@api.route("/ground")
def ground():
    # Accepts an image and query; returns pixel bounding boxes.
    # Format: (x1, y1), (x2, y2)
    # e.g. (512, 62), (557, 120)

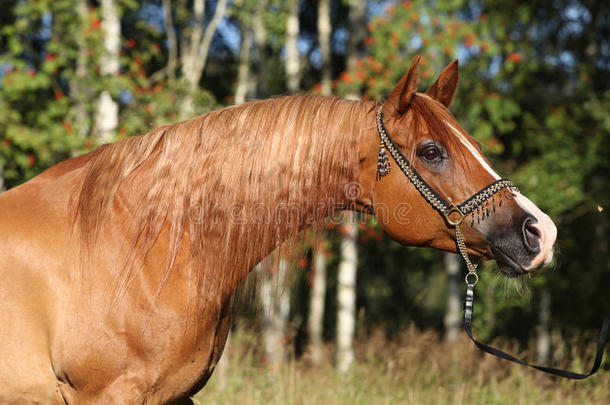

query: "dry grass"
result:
(194, 326), (609, 404)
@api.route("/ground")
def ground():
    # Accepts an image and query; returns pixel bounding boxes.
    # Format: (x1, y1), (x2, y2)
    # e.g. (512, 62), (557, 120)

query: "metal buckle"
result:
(444, 204), (466, 226)
(465, 272), (479, 285)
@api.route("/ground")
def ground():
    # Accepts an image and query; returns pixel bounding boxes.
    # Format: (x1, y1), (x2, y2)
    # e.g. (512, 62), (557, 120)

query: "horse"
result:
(0, 57), (556, 403)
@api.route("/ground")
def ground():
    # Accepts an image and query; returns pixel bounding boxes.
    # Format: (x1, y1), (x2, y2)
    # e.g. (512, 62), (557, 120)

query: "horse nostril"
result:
(522, 217), (541, 254)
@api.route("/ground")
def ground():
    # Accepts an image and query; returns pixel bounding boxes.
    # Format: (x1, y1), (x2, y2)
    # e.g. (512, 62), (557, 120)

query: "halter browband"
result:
(375, 104), (609, 380)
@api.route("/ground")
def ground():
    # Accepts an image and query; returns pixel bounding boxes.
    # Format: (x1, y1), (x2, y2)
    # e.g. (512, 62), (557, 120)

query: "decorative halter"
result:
(375, 105), (519, 283)
(375, 104), (608, 380)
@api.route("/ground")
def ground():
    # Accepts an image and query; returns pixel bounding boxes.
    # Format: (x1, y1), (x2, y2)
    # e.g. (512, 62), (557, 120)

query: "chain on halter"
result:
(375, 103), (609, 380)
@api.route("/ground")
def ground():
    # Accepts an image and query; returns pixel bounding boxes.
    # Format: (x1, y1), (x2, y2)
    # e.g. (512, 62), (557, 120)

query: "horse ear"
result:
(383, 55), (421, 116)
(426, 59), (459, 107)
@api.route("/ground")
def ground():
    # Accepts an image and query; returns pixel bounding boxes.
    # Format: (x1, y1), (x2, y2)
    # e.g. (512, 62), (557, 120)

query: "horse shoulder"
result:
(0, 153), (94, 404)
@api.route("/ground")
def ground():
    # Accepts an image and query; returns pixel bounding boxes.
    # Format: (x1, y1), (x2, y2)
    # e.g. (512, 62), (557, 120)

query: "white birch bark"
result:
(336, 212), (357, 373)
(444, 252), (462, 342)
(95, 0), (120, 143)
(317, 0), (331, 96)
(234, 23), (253, 105)
(0, 166), (4, 192)
(285, 0), (300, 94)
(162, 0), (178, 82)
(334, 0), (365, 374)
(345, 0), (365, 100)
(70, 0), (90, 139)
(250, 0), (269, 99)
(260, 258), (290, 371)
(307, 240), (327, 364)
(180, 0), (228, 117)
(346, 0), (365, 73)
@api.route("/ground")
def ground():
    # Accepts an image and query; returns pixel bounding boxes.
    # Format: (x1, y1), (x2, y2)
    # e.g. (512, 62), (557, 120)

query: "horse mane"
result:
(75, 94), (375, 310)
(73, 92), (480, 312)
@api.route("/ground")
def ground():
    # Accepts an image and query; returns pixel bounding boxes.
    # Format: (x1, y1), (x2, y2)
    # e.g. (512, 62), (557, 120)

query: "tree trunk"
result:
(251, 0), (269, 99)
(162, 0), (178, 82)
(345, 0), (365, 101)
(336, 212), (358, 373)
(180, 0), (228, 118)
(346, 0), (365, 73)
(260, 257), (290, 372)
(444, 252), (462, 342)
(536, 288), (551, 364)
(95, 0), (120, 144)
(317, 0), (331, 96)
(0, 165), (5, 192)
(71, 0), (91, 140)
(285, 0), (300, 94)
(234, 22), (253, 105)
(307, 239), (327, 364)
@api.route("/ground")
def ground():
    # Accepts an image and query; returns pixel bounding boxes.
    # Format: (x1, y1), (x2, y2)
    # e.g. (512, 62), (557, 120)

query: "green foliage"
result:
(0, 0), (87, 184)
(0, 0), (219, 187)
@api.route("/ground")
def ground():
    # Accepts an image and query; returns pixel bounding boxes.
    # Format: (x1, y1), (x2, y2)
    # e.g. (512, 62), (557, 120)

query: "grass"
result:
(194, 326), (609, 405)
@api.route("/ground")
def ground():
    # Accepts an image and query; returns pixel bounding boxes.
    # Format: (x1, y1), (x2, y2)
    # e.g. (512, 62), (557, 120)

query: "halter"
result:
(375, 104), (608, 380)
(375, 105), (519, 282)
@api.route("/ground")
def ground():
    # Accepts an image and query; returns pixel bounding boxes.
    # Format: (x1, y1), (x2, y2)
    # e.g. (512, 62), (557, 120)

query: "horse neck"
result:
(73, 95), (376, 317)
(181, 95), (371, 296)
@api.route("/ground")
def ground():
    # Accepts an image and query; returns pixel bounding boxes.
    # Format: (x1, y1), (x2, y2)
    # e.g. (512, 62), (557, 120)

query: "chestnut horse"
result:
(0, 58), (556, 403)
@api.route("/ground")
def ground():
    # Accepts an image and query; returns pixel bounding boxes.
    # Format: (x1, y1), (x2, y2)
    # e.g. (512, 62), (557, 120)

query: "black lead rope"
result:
(465, 283), (610, 379)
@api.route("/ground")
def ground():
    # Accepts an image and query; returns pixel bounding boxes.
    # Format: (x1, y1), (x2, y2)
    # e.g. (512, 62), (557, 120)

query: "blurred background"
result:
(0, 0), (608, 403)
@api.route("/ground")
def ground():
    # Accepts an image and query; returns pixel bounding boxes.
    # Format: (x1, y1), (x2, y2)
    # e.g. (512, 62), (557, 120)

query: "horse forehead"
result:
(443, 120), (501, 180)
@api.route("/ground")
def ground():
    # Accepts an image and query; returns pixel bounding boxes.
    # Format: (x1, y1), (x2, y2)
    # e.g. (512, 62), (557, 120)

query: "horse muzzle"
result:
(488, 210), (557, 277)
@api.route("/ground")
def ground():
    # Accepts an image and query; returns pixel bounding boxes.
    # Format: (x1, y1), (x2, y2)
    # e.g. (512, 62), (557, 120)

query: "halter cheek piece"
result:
(375, 104), (608, 379)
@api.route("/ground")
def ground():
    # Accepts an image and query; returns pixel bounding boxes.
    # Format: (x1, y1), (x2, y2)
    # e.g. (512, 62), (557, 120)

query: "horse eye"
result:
(421, 146), (441, 162)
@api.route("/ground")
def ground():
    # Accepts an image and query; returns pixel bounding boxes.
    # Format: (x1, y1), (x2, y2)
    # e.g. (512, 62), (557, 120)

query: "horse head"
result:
(358, 57), (557, 277)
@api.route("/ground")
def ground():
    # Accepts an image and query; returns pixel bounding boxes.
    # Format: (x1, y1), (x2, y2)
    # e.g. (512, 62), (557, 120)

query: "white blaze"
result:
(445, 121), (501, 180)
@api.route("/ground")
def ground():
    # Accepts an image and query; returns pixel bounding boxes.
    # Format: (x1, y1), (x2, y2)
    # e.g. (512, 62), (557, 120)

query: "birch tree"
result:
(307, 239), (327, 364)
(443, 253), (462, 342)
(260, 257), (291, 371)
(335, 0), (364, 374)
(70, 0), (91, 139)
(285, 0), (300, 94)
(232, 0), (257, 105)
(336, 212), (358, 373)
(161, 0), (178, 82)
(346, 0), (365, 73)
(179, 0), (228, 118)
(317, 0), (331, 95)
(95, 0), (120, 143)
(250, 0), (269, 99)
(234, 25), (253, 105)
(305, 0), (334, 367)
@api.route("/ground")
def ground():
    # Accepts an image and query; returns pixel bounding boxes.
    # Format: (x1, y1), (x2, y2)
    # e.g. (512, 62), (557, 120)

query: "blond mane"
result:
(75, 94), (376, 308)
